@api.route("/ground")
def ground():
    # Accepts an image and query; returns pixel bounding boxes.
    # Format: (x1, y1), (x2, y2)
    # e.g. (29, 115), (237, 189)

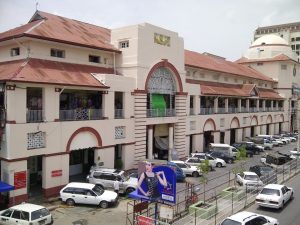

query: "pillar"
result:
(103, 91), (114, 119)
(122, 144), (135, 170)
(147, 125), (153, 160)
(1, 160), (28, 206)
(263, 100), (266, 112)
(246, 99), (250, 112)
(169, 124), (174, 161)
(195, 96), (200, 115)
(42, 154), (69, 198)
(193, 134), (202, 152)
(224, 130), (230, 144)
(236, 128), (243, 142)
(214, 132), (220, 143)
(238, 99), (242, 113)
(225, 98), (229, 113)
(94, 147), (114, 168)
(256, 99), (260, 112)
(214, 97), (218, 113)
(199, 134), (204, 152)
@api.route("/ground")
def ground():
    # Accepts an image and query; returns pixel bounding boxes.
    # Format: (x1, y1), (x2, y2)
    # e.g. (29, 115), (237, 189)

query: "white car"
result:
(190, 153), (217, 168)
(236, 171), (263, 191)
(170, 160), (201, 177)
(0, 203), (53, 225)
(290, 150), (300, 159)
(256, 184), (293, 209)
(220, 211), (279, 225)
(60, 182), (118, 208)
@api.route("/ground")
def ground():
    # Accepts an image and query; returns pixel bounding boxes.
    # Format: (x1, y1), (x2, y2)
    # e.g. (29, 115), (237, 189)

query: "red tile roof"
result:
(0, 11), (120, 53)
(185, 50), (274, 82)
(0, 58), (112, 88)
(236, 54), (297, 64)
(186, 79), (283, 99)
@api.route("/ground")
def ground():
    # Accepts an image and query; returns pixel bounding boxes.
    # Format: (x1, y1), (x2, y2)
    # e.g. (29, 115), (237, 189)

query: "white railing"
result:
(200, 107), (214, 115)
(240, 107), (248, 113)
(60, 109), (103, 121)
(147, 108), (176, 118)
(27, 110), (43, 123)
(114, 109), (124, 119)
(218, 108), (226, 113)
(249, 107), (257, 113)
(228, 107), (238, 113)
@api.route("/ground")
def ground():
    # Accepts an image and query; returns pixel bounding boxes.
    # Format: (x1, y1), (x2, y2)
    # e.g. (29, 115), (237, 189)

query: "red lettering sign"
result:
(137, 216), (154, 225)
(14, 171), (27, 190)
(51, 170), (62, 177)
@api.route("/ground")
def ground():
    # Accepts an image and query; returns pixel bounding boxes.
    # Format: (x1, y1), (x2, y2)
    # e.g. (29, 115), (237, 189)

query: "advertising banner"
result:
(137, 162), (176, 203)
(14, 171), (26, 190)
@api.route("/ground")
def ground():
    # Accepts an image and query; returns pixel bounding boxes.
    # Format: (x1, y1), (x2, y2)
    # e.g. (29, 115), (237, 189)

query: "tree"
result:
(198, 159), (210, 202)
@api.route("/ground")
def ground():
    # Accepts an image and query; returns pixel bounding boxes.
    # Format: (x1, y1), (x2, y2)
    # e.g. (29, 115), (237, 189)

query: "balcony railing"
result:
(147, 108), (175, 118)
(278, 107), (284, 111)
(241, 107), (248, 113)
(60, 109), (103, 121)
(27, 110), (43, 123)
(218, 108), (226, 114)
(249, 107), (257, 113)
(228, 107), (238, 113)
(115, 109), (124, 119)
(200, 107), (214, 115)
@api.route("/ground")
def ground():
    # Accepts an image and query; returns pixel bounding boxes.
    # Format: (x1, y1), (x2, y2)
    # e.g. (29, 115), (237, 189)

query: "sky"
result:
(0, 0), (299, 61)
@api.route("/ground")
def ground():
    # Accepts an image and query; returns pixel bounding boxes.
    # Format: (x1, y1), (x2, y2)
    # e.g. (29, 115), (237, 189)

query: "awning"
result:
(0, 181), (14, 192)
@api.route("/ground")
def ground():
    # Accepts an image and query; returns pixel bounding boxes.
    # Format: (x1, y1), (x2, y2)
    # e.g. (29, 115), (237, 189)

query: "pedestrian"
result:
(114, 178), (119, 195)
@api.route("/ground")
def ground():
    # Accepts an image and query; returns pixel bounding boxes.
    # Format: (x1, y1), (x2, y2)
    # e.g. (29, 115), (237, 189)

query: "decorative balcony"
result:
(60, 109), (103, 121)
(200, 107), (214, 115)
(115, 109), (124, 119)
(147, 108), (176, 118)
(27, 110), (43, 123)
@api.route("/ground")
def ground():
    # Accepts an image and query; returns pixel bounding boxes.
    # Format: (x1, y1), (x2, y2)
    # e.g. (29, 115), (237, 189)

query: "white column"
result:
(246, 99), (250, 112)
(238, 99), (242, 113)
(148, 125), (153, 160)
(103, 92), (114, 119)
(263, 100), (266, 112)
(169, 124), (174, 161)
(214, 97), (218, 114)
(225, 98), (229, 113)
(256, 99), (260, 112)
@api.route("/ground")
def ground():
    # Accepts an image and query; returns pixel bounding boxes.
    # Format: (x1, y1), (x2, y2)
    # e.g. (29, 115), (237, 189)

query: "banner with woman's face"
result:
(137, 162), (176, 203)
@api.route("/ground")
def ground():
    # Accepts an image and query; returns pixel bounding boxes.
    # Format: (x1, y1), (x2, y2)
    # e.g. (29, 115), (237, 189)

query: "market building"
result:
(0, 11), (296, 205)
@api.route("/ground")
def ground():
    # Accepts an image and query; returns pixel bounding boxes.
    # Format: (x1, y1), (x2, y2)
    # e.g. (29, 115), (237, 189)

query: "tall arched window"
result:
(146, 68), (177, 117)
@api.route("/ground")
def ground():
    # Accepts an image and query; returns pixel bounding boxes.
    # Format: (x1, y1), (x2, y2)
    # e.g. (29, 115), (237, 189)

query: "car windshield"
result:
(244, 175), (259, 181)
(185, 163), (191, 168)
(31, 208), (50, 221)
(260, 167), (273, 173)
(93, 185), (104, 196)
(220, 219), (242, 225)
(260, 188), (280, 196)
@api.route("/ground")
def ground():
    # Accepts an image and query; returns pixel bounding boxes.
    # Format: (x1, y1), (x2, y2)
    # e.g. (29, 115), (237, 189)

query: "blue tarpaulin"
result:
(0, 181), (14, 192)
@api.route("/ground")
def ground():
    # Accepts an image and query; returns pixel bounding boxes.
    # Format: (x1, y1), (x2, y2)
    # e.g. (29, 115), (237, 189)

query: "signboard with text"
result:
(14, 171), (26, 190)
(51, 170), (62, 177)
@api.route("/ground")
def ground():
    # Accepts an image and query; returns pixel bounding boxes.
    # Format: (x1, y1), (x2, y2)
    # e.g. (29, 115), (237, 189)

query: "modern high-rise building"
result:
(254, 22), (300, 58)
(0, 11), (297, 205)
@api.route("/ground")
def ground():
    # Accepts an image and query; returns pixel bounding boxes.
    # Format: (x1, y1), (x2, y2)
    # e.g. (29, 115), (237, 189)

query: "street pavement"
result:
(49, 142), (298, 225)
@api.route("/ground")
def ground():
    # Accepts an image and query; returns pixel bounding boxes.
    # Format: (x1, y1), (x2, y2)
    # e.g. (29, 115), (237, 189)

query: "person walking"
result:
(114, 178), (119, 195)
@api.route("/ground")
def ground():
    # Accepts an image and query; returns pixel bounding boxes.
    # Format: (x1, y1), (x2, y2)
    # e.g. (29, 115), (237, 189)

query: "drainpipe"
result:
(113, 52), (116, 74)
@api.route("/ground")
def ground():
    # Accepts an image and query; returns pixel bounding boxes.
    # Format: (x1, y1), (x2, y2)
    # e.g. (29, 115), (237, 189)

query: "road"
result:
(247, 171), (300, 225)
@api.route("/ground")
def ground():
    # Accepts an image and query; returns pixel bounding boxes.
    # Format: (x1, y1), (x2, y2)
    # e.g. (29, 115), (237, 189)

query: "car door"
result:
(282, 186), (291, 202)
(176, 163), (189, 175)
(72, 188), (86, 204)
(83, 189), (99, 205)
(0, 209), (13, 225)
(10, 210), (28, 225)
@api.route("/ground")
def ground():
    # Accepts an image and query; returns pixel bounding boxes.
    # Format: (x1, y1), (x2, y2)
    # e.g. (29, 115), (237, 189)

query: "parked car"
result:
(185, 157), (213, 171)
(209, 151), (235, 164)
(169, 160), (201, 177)
(220, 211), (279, 225)
(246, 137), (274, 150)
(87, 167), (137, 194)
(209, 143), (237, 158)
(0, 203), (53, 225)
(261, 152), (293, 168)
(190, 153), (217, 169)
(236, 171), (263, 191)
(60, 182), (118, 208)
(233, 142), (261, 155)
(166, 162), (186, 182)
(256, 184), (293, 209)
(232, 147), (254, 158)
(249, 165), (277, 184)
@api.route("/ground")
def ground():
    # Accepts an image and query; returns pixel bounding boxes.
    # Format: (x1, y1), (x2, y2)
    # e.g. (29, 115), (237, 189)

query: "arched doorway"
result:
(250, 116), (258, 137)
(203, 119), (216, 152)
(230, 117), (240, 145)
(67, 127), (102, 178)
(266, 115), (272, 135)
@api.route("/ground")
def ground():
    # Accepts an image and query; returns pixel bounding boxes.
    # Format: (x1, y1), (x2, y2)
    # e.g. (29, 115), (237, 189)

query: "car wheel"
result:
(192, 171), (199, 177)
(216, 162), (222, 168)
(100, 201), (109, 209)
(210, 166), (213, 171)
(66, 198), (75, 206)
(291, 192), (294, 200)
(126, 187), (135, 194)
(228, 159), (233, 164)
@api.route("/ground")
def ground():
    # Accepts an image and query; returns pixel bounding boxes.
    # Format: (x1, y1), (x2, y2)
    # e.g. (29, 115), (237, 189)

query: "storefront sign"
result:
(51, 170), (62, 177)
(137, 215), (154, 225)
(14, 171), (26, 190)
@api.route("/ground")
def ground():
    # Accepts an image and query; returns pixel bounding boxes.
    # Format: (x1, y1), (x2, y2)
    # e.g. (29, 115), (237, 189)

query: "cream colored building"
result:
(0, 11), (292, 205)
(254, 22), (300, 58)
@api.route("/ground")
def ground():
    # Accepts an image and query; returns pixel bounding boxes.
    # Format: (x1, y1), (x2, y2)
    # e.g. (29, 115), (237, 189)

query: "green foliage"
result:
(238, 147), (247, 160)
(198, 159), (210, 184)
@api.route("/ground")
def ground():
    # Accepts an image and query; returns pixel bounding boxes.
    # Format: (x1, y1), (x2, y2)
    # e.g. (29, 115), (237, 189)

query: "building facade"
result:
(254, 22), (300, 58)
(0, 11), (295, 205)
